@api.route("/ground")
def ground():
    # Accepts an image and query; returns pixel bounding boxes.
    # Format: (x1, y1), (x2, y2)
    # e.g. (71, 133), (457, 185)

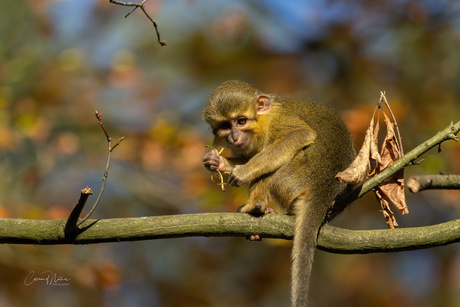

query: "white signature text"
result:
(24, 271), (71, 286)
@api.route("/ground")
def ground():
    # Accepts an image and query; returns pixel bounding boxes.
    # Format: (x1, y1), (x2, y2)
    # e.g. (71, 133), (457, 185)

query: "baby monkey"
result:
(202, 80), (355, 306)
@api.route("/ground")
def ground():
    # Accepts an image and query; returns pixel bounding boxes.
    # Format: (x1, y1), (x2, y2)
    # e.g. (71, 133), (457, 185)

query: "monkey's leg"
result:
(237, 178), (272, 215)
(237, 178), (277, 241)
(241, 206), (277, 242)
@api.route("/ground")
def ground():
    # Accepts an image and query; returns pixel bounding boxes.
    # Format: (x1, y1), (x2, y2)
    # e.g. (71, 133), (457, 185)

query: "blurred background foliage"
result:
(0, 0), (459, 306)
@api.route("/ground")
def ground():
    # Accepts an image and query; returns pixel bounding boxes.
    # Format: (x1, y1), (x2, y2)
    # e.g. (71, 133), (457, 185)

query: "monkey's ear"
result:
(256, 95), (272, 115)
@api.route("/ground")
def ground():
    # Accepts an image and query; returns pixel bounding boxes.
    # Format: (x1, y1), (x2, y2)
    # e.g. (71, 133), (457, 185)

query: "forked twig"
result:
(75, 111), (124, 226)
(109, 0), (167, 46)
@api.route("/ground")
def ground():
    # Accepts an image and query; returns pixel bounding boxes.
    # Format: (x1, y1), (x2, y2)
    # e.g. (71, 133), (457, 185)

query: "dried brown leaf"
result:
(379, 113), (400, 170)
(376, 170), (408, 215)
(335, 118), (374, 184)
(375, 189), (398, 229)
(373, 113), (409, 225)
(338, 98), (409, 228)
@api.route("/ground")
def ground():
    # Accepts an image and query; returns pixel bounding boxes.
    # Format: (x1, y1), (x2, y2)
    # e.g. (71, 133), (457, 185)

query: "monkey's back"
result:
(270, 99), (355, 209)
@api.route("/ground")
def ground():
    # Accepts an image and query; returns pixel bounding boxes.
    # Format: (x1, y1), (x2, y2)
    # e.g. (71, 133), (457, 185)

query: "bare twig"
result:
(411, 158), (426, 166)
(76, 111), (124, 226)
(438, 143), (443, 153)
(109, 0), (167, 46)
(380, 91), (404, 155)
(95, 110), (110, 141)
(111, 136), (125, 152)
(64, 187), (93, 235)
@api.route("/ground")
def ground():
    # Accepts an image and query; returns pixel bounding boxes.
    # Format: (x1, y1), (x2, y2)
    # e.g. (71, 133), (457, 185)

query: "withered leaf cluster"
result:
(336, 96), (408, 228)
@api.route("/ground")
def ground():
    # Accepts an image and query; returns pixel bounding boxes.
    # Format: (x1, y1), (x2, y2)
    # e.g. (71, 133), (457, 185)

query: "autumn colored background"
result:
(1, 1), (460, 306)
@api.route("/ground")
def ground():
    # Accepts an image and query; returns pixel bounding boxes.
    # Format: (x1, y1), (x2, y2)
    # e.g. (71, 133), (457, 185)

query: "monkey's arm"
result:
(203, 150), (247, 173)
(222, 157), (249, 171)
(228, 127), (316, 187)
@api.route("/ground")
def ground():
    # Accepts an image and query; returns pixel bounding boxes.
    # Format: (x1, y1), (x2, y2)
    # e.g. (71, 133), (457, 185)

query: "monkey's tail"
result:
(291, 192), (330, 307)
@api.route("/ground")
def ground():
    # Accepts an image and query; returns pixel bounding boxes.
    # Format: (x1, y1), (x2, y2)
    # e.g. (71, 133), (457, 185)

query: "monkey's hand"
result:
(203, 150), (226, 172)
(228, 165), (250, 187)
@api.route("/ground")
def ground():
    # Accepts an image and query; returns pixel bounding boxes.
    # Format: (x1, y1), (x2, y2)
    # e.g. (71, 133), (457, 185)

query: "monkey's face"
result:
(204, 88), (272, 156)
(213, 115), (255, 151)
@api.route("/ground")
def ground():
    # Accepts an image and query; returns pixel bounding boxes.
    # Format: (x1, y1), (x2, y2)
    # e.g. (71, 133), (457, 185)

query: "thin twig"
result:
(111, 136), (125, 152)
(380, 91), (404, 155)
(109, 0), (167, 46)
(95, 110), (110, 142)
(77, 111), (124, 226)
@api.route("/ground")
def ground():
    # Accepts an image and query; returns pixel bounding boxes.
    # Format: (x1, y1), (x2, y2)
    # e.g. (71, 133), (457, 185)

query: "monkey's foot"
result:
(238, 207), (277, 242)
(237, 202), (274, 216)
(263, 207), (277, 214)
(247, 234), (262, 242)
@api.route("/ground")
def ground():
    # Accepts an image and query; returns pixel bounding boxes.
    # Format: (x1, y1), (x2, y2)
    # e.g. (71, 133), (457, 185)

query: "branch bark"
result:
(407, 174), (460, 193)
(0, 121), (458, 253)
(0, 214), (459, 254)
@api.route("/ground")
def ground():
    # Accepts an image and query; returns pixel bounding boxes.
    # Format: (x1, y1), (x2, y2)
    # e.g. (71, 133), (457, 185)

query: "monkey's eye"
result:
(219, 122), (231, 130)
(237, 117), (247, 125)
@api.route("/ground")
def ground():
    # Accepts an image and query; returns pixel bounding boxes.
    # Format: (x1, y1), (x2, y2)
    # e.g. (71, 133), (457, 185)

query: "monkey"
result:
(202, 80), (355, 306)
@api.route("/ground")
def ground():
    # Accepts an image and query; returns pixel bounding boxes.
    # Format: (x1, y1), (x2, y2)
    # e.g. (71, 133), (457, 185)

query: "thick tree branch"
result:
(407, 174), (460, 193)
(318, 219), (460, 254)
(0, 214), (459, 254)
(0, 122), (458, 253)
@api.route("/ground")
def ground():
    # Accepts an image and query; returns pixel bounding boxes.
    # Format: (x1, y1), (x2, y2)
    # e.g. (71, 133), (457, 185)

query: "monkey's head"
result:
(203, 80), (272, 153)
